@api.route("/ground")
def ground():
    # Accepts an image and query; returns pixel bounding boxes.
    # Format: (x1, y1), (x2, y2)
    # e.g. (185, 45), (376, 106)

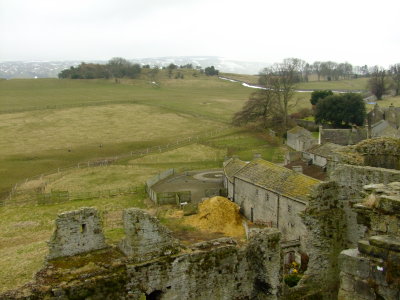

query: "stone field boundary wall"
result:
(146, 169), (192, 205)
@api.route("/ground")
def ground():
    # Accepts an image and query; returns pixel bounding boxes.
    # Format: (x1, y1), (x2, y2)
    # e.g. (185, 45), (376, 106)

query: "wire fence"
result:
(2, 127), (233, 206)
(5, 185), (145, 207)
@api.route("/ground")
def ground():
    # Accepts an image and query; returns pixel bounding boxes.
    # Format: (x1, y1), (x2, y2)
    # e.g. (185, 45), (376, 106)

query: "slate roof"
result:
(371, 120), (400, 138)
(287, 126), (311, 137)
(234, 159), (320, 202)
(306, 142), (343, 158)
(223, 158), (247, 183)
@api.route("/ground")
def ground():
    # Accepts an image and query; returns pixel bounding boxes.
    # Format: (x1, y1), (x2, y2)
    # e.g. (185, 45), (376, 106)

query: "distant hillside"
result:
(0, 56), (268, 79)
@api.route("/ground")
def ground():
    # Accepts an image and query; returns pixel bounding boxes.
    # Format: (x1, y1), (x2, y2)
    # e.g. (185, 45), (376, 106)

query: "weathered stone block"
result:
(47, 207), (107, 260)
(339, 249), (370, 279)
(118, 208), (180, 261)
(339, 272), (355, 292)
(369, 235), (400, 252)
(377, 195), (400, 214)
(354, 278), (377, 300)
(358, 239), (388, 260)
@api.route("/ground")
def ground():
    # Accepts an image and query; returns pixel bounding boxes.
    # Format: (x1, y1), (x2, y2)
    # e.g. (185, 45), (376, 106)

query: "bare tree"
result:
(232, 89), (277, 128)
(262, 58), (300, 129)
(368, 66), (387, 100)
(313, 61), (322, 81)
(390, 64), (400, 96)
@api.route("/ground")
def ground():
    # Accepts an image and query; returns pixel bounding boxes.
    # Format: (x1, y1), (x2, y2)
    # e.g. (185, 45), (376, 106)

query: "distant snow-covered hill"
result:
(0, 56), (268, 79)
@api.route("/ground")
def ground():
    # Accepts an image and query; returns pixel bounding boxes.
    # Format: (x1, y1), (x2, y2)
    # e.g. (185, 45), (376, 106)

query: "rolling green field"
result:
(0, 70), (380, 292)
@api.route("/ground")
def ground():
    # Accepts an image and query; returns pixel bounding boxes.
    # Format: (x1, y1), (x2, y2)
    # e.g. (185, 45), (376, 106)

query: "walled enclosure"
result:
(47, 207), (107, 260)
(2, 208), (283, 300)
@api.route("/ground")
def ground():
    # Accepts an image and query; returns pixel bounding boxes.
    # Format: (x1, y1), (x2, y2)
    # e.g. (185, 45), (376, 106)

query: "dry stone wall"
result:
(47, 207), (107, 260)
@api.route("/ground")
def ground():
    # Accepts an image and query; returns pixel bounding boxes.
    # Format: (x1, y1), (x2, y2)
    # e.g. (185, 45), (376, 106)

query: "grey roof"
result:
(234, 159), (320, 202)
(223, 158), (247, 183)
(306, 142), (343, 158)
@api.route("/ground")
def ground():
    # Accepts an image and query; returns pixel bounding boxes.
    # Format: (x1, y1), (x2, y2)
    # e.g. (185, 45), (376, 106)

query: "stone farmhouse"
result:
(286, 125), (317, 151)
(224, 158), (320, 244)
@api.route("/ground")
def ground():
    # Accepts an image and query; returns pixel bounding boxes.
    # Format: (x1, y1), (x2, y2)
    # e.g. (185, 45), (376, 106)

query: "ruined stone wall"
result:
(2, 209), (282, 300)
(338, 183), (400, 300)
(47, 207), (107, 260)
(127, 230), (281, 300)
(330, 164), (400, 247)
(289, 181), (347, 300)
(118, 208), (180, 262)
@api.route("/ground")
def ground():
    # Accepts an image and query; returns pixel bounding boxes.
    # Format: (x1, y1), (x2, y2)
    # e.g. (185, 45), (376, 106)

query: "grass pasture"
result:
(0, 70), (377, 293)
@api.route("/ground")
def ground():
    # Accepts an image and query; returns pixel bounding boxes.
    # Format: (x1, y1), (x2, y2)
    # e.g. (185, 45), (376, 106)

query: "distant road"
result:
(218, 76), (366, 94)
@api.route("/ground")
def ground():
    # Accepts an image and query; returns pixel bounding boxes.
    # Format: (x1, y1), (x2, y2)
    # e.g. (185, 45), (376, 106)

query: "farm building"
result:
(224, 158), (320, 244)
(286, 126), (317, 151)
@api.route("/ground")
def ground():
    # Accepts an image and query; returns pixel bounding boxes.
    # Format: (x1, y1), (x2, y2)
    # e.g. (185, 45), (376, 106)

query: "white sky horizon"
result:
(1, 0), (399, 68)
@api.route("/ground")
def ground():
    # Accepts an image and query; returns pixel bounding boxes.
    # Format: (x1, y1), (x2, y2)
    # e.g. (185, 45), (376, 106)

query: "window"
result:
(287, 204), (292, 213)
(265, 193), (269, 201)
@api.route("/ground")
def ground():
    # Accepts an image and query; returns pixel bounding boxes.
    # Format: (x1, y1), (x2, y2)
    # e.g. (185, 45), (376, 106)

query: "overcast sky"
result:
(1, 0), (399, 67)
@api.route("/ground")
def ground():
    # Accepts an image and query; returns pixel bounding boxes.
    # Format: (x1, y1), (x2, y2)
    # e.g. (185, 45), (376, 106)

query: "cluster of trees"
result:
(233, 56), (369, 132)
(58, 58), (141, 79)
(204, 66), (219, 76)
(313, 92), (366, 127)
(233, 58), (301, 130)
(367, 64), (400, 99)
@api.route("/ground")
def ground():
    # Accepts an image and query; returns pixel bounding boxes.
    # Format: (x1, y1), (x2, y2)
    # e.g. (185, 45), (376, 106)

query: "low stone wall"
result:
(146, 168), (175, 203)
(156, 191), (191, 205)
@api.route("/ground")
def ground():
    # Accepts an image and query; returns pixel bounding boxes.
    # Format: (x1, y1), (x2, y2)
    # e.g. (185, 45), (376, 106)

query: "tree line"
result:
(233, 58), (371, 132)
(256, 58), (400, 86)
(58, 57), (143, 79)
(58, 58), (220, 80)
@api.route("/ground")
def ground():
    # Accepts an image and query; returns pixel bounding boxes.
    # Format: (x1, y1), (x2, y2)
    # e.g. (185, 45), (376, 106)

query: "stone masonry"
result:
(118, 208), (180, 261)
(338, 183), (400, 300)
(47, 207), (107, 260)
(1, 209), (283, 300)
